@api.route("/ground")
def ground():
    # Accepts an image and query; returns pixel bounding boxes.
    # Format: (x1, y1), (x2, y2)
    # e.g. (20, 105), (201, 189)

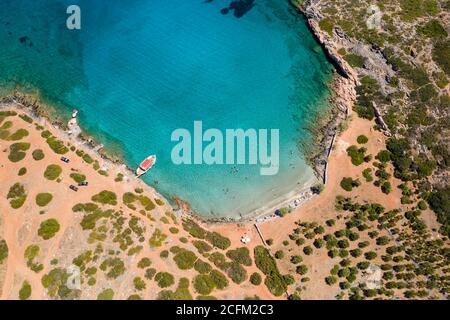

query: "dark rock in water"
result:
(8, 32), (12, 36)
(229, 0), (255, 18)
(220, 0), (255, 18)
(19, 36), (30, 44)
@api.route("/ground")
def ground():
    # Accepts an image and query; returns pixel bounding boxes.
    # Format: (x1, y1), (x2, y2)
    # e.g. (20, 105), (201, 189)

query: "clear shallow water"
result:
(0, 0), (333, 218)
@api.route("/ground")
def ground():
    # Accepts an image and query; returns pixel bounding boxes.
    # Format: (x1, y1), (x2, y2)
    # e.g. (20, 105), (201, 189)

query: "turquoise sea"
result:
(0, 0), (334, 218)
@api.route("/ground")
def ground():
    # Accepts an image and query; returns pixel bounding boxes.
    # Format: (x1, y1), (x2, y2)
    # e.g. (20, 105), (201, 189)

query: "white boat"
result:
(136, 155), (156, 177)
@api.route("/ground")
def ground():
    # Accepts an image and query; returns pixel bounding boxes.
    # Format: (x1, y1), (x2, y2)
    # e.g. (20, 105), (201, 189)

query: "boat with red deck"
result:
(136, 155), (156, 177)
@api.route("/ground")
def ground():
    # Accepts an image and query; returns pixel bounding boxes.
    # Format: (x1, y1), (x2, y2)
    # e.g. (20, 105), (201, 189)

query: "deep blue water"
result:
(0, 0), (333, 218)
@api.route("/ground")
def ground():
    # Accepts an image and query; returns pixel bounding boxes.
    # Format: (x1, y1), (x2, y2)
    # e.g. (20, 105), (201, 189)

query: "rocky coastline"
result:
(290, 0), (358, 183)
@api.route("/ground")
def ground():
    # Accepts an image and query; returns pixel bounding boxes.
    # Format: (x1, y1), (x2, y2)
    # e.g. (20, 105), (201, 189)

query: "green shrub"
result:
(32, 149), (45, 161)
(97, 288), (114, 300)
(274, 250), (284, 259)
(41, 130), (51, 139)
(227, 262), (247, 284)
(19, 114), (33, 123)
(136, 257), (151, 269)
(325, 276), (337, 285)
(7, 183), (27, 209)
(418, 20), (448, 39)
(381, 181), (392, 194)
(134, 276), (146, 291)
(100, 257), (125, 279)
(157, 278), (193, 300)
(193, 274), (215, 295)
(427, 187), (450, 236)
(363, 168), (373, 182)
(290, 255), (303, 264)
(254, 246), (287, 297)
(144, 268), (157, 280)
(8, 142), (30, 162)
(194, 260), (212, 274)
(18, 167), (27, 176)
(226, 247), (252, 266)
(210, 270), (228, 290)
(433, 41), (450, 76)
(0, 240), (8, 263)
(206, 232), (231, 250)
(365, 251), (377, 260)
(356, 135), (368, 144)
(319, 18), (334, 36)
(183, 220), (208, 239)
(43, 164), (62, 181)
(19, 281), (32, 300)
(149, 229), (167, 247)
(8, 128), (29, 141)
(340, 177), (359, 192)
(400, 0), (439, 21)
(36, 193), (53, 207)
(155, 272), (175, 288)
(250, 272), (262, 285)
(344, 54), (366, 68)
(91, 190), (117, 205)
(70, 173), (86, 183)
(296, 265), (308, 275)
(417, 200), (428, 210)
(303, 246), (313, 255)
(38, 219), (60, 240)
(173, 249), (197, 270)
(46, 136), (68, 154)
(347, 145), (367, 166)
(193, 240), (212, 254)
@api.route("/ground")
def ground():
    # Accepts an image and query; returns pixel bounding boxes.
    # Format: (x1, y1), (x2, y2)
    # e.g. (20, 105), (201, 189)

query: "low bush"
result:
(210, 270), (228, 290)
(340, 177), (360, 192)
(7, 183), (27, 209)
(345, 54), (366, 68)
(193, 274), (215, 295)
(91, 190), (117, 205)
(43, 164), (62, 181)
(194, 260), (212, 274)
(227, 262), (247, 284)
(46, 136), (69, 154)
(206, 232), (231, 250)
(250, 272), (262, 285)
(19, 281), (32, 300)
(226, 247), (252, 266)
(38, 219), (60, 240)
(347, 146), (367, 166)
(254, 246), (288, 296)
(32, 149), (45, 161)
(97, 288), (114, 300)
(173, 249), (197, 270)
(8, 142), (30, 162)
(36, 193), (53, 207)
(0, 240), (8, 263)
(70, 173), (86, 183)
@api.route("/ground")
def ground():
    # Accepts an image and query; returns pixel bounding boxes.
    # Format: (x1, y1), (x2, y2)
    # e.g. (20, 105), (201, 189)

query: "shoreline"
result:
(0, 1), (358, 225)
(0, 96), (169, 210)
